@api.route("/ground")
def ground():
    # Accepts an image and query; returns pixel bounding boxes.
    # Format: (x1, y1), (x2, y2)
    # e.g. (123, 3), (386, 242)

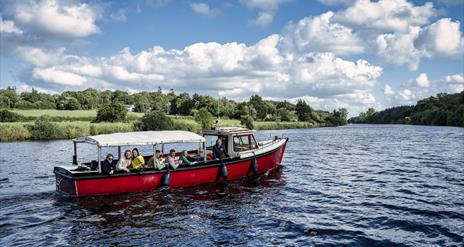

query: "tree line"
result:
(349, 91), (464, 127)
(0, 86), (348, 126)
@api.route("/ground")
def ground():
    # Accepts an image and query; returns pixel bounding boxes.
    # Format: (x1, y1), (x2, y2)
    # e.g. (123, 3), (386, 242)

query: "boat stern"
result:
(54, 166), (77, 196)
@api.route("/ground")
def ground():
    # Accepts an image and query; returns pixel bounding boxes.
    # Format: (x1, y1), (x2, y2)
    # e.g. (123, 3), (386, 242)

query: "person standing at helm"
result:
(212, 138), (229, 160)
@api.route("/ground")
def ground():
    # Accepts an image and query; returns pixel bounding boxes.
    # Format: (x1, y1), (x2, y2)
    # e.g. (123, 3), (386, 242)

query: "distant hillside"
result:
(349, 91), (464, 127)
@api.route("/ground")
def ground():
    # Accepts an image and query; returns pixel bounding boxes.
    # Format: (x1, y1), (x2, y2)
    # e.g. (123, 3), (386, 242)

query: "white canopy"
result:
(74, 130), (205, 147)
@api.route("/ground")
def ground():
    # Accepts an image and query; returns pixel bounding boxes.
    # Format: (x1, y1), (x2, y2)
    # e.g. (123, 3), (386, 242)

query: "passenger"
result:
(131, 148), (145, 170)
(179, 150), (196, 166)
(212, 138), (229, 160)
(101, 153), (116, 175)
(117, 150), (132, 172)
(165, 149), (179, 169)
(147, 150), (166, 170)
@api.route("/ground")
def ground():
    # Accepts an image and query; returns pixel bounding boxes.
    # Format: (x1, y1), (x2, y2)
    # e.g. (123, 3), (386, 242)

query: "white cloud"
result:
(415, 73), (430, 88)
(383, 84), (395, 95)
(0, 16), (23, 34)
(32, 67), (87, 86)
(415, 18), (464, 57)
(398, 88), (414, 102)
(190, 3), (220, 17)
(283, 11), (364, 55)
(375, 26), (423, 70)
(249, 12), (274, 27)
(13, 32), (383, 114)
(14, 46), (66, 67)
(441, 73), (464, 93)
(9, 0), (100, 38)
(442, 74), (464, 84)
(334, 0), (437, 32)
(241, 0), (291, 27)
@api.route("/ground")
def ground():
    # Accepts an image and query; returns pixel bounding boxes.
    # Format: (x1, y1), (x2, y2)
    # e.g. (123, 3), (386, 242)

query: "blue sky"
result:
(0, 0), (463, 115)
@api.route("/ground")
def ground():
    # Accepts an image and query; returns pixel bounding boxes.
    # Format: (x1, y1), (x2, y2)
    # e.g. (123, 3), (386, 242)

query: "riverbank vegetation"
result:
(0, 87), (348, 141)
(349, 91), (464, 127)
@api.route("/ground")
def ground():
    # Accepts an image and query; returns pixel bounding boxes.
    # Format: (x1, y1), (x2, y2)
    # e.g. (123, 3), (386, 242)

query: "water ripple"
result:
(0, 125), (463, 246)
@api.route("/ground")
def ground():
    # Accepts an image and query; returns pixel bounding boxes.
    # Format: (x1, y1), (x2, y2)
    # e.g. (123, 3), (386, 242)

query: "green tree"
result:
(94, 103), (127, 122)
(0, 109), (23, 122)
(27, 115), (64, 140)
(0, 87), (19, 108)
(67, 97), (81, 110)
(295, 99), (312, 121)
(134, 110), (174, 130)
(194, 108), (214, 129)
(249, 95), (267, 120)
(240, 115), (254, 130)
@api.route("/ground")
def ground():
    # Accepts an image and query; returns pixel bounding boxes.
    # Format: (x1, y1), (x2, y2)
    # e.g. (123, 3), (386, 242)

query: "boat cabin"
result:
(202, 127), (259, 159)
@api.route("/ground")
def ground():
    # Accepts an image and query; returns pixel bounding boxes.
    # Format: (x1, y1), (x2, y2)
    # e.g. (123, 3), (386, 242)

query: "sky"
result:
(0, 0), (463, 116)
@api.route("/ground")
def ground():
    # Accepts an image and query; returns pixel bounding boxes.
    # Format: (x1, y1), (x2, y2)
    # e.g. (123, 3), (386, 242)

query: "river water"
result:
(0, 124), (463, 246)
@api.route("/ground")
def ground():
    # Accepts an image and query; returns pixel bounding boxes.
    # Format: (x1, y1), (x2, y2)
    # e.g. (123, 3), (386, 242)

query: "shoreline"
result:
(0, 120), (327, 142)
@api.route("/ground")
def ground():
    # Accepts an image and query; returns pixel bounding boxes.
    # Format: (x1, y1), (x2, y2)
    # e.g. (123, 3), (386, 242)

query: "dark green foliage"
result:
(327, 108), (348, 126)
(170, 93), (194, 115)
(194, 108), (214, 129)
(349, 91), (464, 127)
(27, 116), (64, 140)
(94, 103), (127, 122)
(295, 100), (313, 121)
(0, 86), (352, 127)
(240, 115), (254, 130)
(0, 109), (23, 122)
(67, 97), (81, 110)
(249, 95), (267, 120)
(134, 110), (174, 131)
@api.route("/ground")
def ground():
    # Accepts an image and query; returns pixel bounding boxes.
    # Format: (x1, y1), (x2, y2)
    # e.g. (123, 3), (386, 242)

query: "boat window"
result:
(234, 135), (251, 152)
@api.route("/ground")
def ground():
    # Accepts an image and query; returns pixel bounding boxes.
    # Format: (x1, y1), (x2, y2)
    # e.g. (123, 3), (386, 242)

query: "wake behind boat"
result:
(54, 127), (288, 197)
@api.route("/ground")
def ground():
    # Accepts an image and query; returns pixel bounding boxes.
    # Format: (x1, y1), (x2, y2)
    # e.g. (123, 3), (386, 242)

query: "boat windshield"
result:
(204, 134), (218, 150)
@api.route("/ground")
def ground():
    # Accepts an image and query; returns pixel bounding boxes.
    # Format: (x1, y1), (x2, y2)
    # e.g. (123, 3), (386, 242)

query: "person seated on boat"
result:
(179, 150), (196, 166)
(117, 150), (132, 172)
(212, 138), (229, 160)
(131, 148), (145, 170)
(165, 149), (179, 169)
(101, 153), (116, 175)
(147, 150), (166, 170)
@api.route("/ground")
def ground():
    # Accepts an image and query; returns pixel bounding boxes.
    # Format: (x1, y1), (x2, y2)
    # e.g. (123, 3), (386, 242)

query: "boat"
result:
(54, 127), (288, 197)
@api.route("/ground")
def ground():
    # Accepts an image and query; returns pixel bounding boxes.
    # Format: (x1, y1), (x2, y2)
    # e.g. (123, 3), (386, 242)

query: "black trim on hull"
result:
(54, 138), (288, 181)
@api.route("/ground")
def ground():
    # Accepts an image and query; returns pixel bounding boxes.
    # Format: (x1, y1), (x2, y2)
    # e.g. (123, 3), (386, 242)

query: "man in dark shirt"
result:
(212, 138), (229, 160)
(101, 153), (116, 174)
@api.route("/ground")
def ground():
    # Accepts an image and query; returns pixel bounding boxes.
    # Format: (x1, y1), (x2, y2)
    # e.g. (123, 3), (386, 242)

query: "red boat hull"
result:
(55, 139), (287, 197)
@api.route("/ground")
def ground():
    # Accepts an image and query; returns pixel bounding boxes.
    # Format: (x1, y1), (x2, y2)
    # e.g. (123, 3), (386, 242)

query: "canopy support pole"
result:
(72, 141), (77, 165)
(118, 146), (121, 160)
(98, 146), (102, 173)
(203, 142), (206, 162)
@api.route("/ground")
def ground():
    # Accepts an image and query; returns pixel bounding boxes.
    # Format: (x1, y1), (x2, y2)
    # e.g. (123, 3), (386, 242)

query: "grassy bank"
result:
(11, 109), (144, 122)
(0, 109), (321, 142)
(0, 119), (316, 142)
